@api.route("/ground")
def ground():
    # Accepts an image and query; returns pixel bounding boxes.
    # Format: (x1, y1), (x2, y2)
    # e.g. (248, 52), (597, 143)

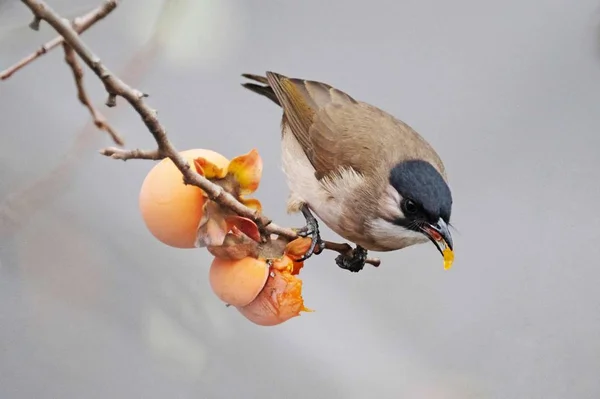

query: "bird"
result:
(241, 71), (453, 273)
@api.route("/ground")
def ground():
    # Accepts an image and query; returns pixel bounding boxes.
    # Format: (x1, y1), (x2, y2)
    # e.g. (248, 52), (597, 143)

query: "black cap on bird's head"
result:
(389, 159), (453, 256)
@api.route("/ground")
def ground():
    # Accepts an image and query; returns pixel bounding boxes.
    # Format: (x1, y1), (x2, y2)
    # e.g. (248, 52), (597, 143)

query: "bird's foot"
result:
(335, 245), (368, 273)
(295, 205), (325, 262)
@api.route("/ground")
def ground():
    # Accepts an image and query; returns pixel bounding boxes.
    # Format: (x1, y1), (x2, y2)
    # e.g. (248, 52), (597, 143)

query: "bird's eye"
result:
(403, 199), (418, 215)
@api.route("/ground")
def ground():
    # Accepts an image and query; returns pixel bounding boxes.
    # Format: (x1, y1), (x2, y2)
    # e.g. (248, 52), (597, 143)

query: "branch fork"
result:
(8, 0), (381, 268)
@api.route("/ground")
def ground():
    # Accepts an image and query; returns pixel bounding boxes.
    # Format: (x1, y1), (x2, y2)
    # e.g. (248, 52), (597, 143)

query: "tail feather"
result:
(241, 73), (269, 85)
(241, 73), (280, 106)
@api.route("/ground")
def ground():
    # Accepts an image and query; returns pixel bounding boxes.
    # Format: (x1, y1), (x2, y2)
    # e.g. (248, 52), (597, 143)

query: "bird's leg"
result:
(335, 245), (368, 273)
(295, 204), (325, 261)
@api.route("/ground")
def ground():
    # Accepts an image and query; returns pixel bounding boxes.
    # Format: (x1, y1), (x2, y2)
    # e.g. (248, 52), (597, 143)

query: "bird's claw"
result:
(295, 205), (325, 262)
(335, 245), (368, 273)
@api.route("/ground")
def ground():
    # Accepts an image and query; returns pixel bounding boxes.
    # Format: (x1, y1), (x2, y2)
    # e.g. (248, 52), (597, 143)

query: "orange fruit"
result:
(237, 268), (308, 326)
(139, 148), (229, 248)
(209, 256), (270, 307)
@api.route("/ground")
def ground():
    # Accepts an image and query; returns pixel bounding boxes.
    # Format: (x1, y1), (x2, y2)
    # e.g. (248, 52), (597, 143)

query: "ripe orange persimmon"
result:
(209, 255), (269, 307)
(139, 148), (229, 248)
(207, 237), (313, 326)
(237, 268), (308, 326)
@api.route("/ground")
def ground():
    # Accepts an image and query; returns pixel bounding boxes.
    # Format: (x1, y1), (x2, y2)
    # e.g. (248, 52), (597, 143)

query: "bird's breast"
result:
(280, 127), (368, 244)
(280, 130), (430, 252)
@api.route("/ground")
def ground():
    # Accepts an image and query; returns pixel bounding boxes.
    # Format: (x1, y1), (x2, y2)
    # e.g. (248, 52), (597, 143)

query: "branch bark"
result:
(62, 43), (125, 146)
(0, 0), (118, 80)
(15, 0), (381, 267)
(1, 17), (163, 240)
(100, 147), (163, 161)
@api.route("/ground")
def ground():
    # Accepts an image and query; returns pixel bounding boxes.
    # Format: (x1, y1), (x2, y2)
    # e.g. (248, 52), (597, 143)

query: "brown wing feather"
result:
(308, 102), (397, 179)
(265, 72), (387, 179)
(244, 71), (447, 181)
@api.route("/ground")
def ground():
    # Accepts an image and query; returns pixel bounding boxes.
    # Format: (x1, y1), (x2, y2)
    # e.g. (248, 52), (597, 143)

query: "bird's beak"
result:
(421, 218), (453, 257)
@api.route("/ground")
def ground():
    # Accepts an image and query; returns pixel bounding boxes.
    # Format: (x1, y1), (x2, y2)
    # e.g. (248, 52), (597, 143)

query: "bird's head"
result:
(370, 159), (453, 259)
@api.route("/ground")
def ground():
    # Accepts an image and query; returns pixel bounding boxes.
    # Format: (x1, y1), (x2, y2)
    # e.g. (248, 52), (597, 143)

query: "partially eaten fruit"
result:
(236, 267), (311, 326)
(207, 235), (313, 326)
(443, 247), (454, 270)
(138, 147), (313, 325)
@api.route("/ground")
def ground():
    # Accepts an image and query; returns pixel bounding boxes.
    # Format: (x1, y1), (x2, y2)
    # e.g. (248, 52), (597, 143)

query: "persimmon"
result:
(208, 236), (313, 326)
(138, 145), (312, 325)
(209, 256), (270, 307)
(138, 148), (263, 249)
(139, 149), (229, 248)
(236, 268), (309, 326)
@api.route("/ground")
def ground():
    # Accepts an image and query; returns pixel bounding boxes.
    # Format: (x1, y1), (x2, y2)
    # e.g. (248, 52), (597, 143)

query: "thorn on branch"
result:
(106, 93), (117, 107)
(29, 16), (42, 30)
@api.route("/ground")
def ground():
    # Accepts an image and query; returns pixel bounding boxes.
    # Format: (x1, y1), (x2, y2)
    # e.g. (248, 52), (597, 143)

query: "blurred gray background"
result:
(1, 0), (600, 398)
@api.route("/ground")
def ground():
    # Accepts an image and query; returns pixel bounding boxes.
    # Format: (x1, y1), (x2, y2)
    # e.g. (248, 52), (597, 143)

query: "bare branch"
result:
(62, 43), (124, 146)
(1, 22), (163, 240)
(99, 147), (162, 161)
(0, 0), (118, 80)
(19, 0), (286, 231)
(17, 0), (380, 268)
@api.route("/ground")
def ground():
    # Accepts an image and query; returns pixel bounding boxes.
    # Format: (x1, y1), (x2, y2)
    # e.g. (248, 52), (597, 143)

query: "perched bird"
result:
(241, 71), (453, 272)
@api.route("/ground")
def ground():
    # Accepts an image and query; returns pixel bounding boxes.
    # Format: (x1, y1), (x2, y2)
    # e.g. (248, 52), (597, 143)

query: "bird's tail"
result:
(241, 73), (281, 106)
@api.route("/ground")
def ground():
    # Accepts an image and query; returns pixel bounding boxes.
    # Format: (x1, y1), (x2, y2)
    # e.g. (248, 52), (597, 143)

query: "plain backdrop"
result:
(1, 0), (600, 398)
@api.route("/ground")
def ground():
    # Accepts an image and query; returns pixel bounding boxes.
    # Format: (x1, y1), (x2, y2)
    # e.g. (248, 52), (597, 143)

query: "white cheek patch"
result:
(370, 218), (425, 239)
(368, 218), (427, 250)
(380, 184), (405, 220)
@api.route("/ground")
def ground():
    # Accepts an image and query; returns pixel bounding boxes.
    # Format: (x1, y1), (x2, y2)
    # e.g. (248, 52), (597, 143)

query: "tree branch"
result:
(0, 0), (118, 80)
(99, 147), (163, 161)
(16, 0), (381, 268)
(1, 18), (163, 241)
(62, 43), (125, 146)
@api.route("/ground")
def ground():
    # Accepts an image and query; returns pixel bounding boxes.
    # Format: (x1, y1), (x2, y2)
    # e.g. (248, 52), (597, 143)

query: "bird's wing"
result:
(265, 71), (395, 180)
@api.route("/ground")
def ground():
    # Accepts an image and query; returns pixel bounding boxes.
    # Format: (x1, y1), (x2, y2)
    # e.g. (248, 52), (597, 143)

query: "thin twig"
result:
(1, 16), (163, 239)
(100, 147), (163, 160)
(62, 43), (125, 146)
(0, 0), (118, 80)
(18, 0), (381, 267)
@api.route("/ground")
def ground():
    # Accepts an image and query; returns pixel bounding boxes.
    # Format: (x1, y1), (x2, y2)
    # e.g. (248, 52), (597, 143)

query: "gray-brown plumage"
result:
(242, 71), (453, 272)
